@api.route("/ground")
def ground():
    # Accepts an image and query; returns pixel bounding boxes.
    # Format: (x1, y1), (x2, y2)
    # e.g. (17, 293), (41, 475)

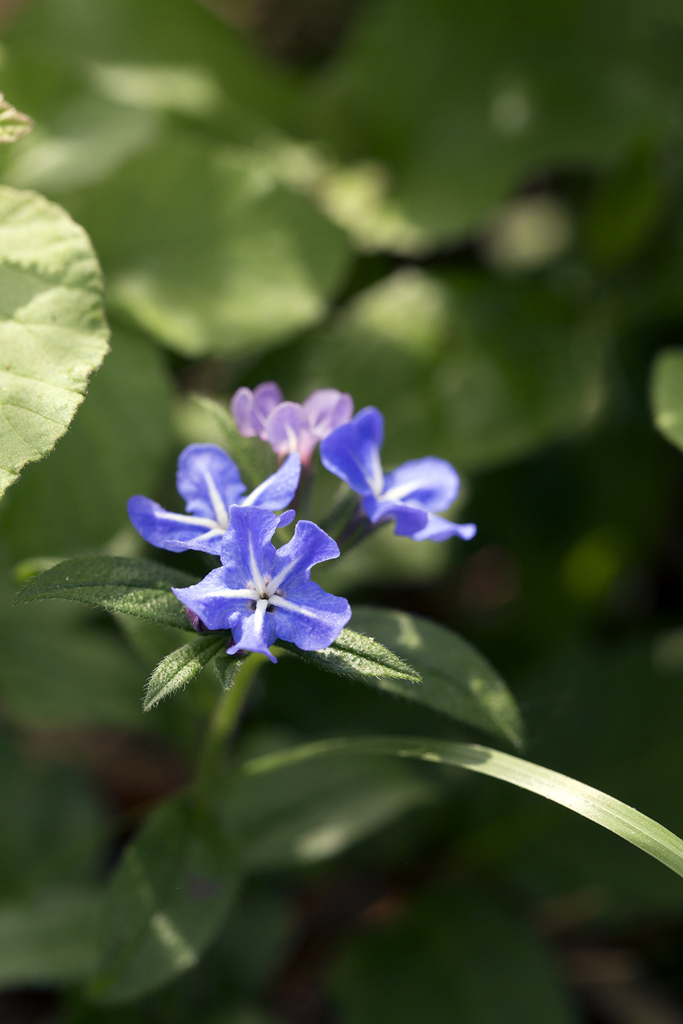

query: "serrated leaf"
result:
(15, 555), (198, 630)
(349, 606), (524, 748)
(191, 394), (276, 491)
(144, 633), (230, 711)
(650, 347), (683, 453)
(0, 94), (33, 144)
(277, 628), (421, 687)
(91, 796), (239, 1004)
(0, 185), (110, 497)
(244, 737), (683, 882)
(1, 329), (173, 559)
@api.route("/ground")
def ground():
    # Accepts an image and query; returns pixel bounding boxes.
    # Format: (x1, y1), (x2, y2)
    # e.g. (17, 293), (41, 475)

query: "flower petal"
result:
(176, 444), (245, 526)
(270, 587), (351, 650)
(303, 389), (354, 439)
(172, 566), (257, 630)
(219, 505), (279, 588)
(362, 494), (428, 536)
(127, 495), (225, 554)
(230, 381), (283, 438)
(265, 401), (310, 459)
(381, 457), (460, 512)
(228, 599), (278, 662)
(319, 406), (385, 497)
(241, 452), (301, 510)
(269, 519), (341, 592)
(410, 514), (477, 543)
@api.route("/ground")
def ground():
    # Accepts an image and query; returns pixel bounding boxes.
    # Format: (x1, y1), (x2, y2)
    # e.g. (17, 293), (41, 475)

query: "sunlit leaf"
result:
(15, 555), (197, 630)
(297, 267), (610, 472)
(243, 736), (683, 881)
(650, 347), (683, 453)
(277, 628), (421, 687)
(91, 796), (239, 1004)
(144, 633), (229, 712)
(0, 185), (109, 498)
(1, 329), (173, 558)
(0, 94), (33, 144)
(349, 606), (523, 748)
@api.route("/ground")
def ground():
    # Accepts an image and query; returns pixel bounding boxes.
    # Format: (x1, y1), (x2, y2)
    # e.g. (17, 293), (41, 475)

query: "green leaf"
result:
(213, 653), (249, 691)
(1, 328), (173, 558)
(243, 737), (683, 882)
(349, 606), (524, 748)
(277, 627), (422, 687)
(329, 885), (580, 1024)
(311, 0), (682, 242)
(190, 394), (276, 492)
(144, 633), (230, 712)
(0, 599), (148, 728)
(0, 93), (33, 144)
(650, 347), (683, 453)
(91, 796), (239, 1004)
(0, 185), (109, 498)
(298, 268), (610, 473)
(70, 133), (351, 358)
(221, 749), (437, 870)
(0, 886), (103, 988)
(15, 555), (198, 630)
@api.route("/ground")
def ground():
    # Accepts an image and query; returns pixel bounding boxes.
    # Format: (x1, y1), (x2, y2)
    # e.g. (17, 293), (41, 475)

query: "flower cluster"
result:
(129, 384), (476, 661)
(231, 382), (353, 465)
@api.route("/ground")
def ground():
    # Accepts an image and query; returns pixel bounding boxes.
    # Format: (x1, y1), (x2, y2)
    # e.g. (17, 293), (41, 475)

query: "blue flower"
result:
(128, 443), (300, 556)
(319, 407), (476, 543)
(173, 505), (351, 662)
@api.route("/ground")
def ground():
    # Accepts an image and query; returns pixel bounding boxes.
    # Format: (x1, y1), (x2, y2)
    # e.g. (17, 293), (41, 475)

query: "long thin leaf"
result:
(15, 556), (198, 630)
(277, 628), (421, 685)
(144, 633), (229, 711)
(242, 736), (683, 880)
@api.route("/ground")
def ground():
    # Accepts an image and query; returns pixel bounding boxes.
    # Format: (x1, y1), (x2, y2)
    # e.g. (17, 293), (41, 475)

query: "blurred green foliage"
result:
(2, 0), (683, 1020)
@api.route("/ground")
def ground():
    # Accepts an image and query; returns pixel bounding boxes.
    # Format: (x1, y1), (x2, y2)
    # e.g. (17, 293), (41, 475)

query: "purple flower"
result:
(173, 505), (351, 662)
(128, 443), (300, 556)
(230, 382), (353, 466)
(319, 407), (477, 543)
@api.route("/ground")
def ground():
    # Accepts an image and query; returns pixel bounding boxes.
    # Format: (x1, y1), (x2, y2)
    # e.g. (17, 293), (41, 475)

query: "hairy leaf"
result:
(91, 796), (238, 1004)
(243, 737), (683, 881)
(277, 628), (421, 686)
(0, 186), (109, 497)
(144, 633), (229, 711)
(350, 606), (523, 748)
(0, 94), (33, 144)
(15, 555), (197, 630)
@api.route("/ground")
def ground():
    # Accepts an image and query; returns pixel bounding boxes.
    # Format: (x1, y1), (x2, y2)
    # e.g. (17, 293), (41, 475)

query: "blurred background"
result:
(4, 0), (683, 1021)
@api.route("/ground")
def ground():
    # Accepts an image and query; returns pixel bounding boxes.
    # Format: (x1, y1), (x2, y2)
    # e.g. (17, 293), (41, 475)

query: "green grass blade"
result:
(242, 736), (683, 880)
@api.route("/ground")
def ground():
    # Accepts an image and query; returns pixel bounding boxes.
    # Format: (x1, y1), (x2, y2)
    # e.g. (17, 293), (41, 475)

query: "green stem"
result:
(197, 653), (267, 785)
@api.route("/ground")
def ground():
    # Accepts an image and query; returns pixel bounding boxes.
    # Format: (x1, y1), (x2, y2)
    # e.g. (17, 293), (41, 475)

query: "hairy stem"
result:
(197, 653), (267, 785)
